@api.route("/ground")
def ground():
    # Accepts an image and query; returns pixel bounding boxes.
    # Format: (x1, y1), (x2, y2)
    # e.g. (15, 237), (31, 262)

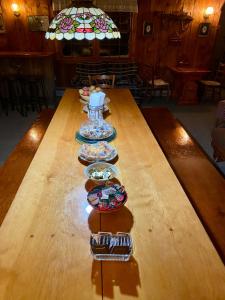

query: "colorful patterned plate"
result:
(75, 128), (116, 144)
(87, 183), (127, 213)
(79, 141), (117, 162)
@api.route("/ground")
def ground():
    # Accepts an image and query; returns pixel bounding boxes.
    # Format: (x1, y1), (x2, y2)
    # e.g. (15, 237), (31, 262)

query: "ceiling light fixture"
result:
(45, 0), (120, 41)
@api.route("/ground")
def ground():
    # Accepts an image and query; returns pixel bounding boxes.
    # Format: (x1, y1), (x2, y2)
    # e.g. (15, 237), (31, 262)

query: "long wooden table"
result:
(0, 89), (225, 299)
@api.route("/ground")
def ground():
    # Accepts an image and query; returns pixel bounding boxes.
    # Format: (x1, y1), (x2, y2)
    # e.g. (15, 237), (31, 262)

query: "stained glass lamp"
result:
(45, 2), (121, 40)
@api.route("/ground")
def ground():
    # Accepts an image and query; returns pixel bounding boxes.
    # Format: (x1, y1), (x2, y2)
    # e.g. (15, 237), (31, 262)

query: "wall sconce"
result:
(11, 3), (20, 17)
(204, 6), (214, 19)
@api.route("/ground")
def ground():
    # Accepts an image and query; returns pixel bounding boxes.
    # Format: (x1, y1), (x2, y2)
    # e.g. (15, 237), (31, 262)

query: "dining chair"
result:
(150, 65), (170, 100)
(72, 62), (107, 88)
(141, 64), (170, 102)
(88, 74), (115, 88)
(198, 63), (225, 102)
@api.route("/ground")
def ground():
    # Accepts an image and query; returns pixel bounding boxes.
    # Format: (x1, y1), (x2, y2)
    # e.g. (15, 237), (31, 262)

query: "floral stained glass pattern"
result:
(45, 7), (121, 40)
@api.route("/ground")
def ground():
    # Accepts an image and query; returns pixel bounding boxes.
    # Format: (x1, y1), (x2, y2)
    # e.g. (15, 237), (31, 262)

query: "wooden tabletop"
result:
(168, 66), (210, 74)
(0, 89), (225, 299)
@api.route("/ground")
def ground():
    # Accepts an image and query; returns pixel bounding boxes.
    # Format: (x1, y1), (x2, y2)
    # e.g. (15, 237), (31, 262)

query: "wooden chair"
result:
(198, 63), (225, 102)
(88, 74), (115, 88)
(72, 62), (107, 88)
(150, 65), (170, 100)
(141, 64), (170, 102)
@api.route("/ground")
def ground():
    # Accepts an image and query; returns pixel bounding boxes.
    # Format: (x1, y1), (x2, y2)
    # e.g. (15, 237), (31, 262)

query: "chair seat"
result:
(199, 80), (221, 86)
(149, 79), (169, 87)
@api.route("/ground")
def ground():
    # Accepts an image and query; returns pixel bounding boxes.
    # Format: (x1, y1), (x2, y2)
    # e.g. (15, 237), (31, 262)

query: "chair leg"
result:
(212, 87), (216, 103)
(144, 86), (152, 103)
(218, 87), (222, 102)
(166, 86), (170, 101)
(197, 83), (204, 102)
(40, 79), (48, 109)
(0, 97), (9, 115)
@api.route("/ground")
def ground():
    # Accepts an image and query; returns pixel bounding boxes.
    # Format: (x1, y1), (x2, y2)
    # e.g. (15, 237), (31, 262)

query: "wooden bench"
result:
(0, 108), (55, 225)
(141, 107), (225, 264)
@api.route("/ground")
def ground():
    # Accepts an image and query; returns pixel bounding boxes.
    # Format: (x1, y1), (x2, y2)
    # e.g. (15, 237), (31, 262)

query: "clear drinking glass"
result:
(87, 104), (104, 124)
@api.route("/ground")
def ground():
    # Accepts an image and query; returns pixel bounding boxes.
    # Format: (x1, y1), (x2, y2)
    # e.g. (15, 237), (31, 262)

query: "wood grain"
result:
(0, 89), (224, 299)
(142, 107), (225, 263)
(104, 89), (225, 299)
(0, 94), (101, 299)
(136, 0), (224, 69)
(0, 0), (54, 52)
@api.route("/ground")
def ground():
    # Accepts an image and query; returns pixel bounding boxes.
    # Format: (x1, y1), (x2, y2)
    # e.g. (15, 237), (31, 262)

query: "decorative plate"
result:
(79, 141), (117, 162)
(87, 183), (127, 213)
(79, 121), (113, 140)
(76, 129), (116, 144)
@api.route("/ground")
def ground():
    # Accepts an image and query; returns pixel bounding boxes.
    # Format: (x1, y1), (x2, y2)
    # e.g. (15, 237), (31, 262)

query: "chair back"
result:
(88, 74), (115, 88)
(139, 64), (154, 85)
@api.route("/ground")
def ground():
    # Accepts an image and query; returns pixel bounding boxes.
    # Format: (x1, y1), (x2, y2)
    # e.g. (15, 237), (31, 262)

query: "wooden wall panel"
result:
(0, 0), (54, 52)
(0, 0), (224, 86)
(136, 0), (224, 69)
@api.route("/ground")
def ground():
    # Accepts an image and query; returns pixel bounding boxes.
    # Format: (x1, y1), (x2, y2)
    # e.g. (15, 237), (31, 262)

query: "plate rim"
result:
(78, 142), (117, 162)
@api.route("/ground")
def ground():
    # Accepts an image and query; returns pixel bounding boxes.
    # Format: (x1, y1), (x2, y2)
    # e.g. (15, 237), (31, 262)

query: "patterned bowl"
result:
(87, 183), (127, 213)
(84, 162), (118, 182)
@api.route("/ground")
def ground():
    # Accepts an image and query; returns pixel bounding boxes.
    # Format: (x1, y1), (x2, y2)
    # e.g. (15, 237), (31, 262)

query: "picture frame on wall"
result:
(143, 21), (153, 36)
(198, 23), (210, 37)
(28, 16), (49, 32)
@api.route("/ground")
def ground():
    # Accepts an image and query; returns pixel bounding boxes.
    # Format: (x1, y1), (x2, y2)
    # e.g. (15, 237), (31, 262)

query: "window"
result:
(61, 12), (131, 57)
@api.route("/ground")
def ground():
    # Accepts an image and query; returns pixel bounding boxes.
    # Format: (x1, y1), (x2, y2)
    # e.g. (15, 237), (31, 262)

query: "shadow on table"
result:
(88, 206), (134, 233)
(104, 110), (111, 119)
(89, 205), (138, 297)
(92, 256), (141, 298)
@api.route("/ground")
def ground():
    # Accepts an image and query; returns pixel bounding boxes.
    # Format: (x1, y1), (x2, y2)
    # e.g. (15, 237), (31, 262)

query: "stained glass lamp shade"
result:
(45, 7), (121, 40)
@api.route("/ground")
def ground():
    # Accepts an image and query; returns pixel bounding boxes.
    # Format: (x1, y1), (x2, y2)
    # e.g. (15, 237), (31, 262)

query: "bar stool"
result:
(7, 76), (26, 116)
(21, 75), (48, 113)
(0, 77), (10, 115)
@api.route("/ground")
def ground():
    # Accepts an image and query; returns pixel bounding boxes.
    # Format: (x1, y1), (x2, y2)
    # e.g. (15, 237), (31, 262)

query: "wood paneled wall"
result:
(0, 0), (224, 87)
(136, 0), (224, 69)
(0, 0), (54, 51)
